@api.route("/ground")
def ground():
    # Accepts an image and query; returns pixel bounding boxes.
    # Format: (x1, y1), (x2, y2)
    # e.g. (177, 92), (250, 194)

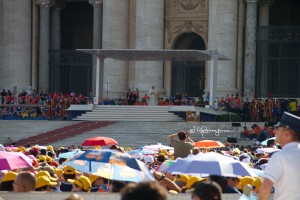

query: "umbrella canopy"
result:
(143, 144), (174, 151)
(127, 147), (158, 155)
(59, 150), (84, 159)
(63, 149), (154, 182)
(92, 163), (154, 182)
(194, 140), (225, 148)
(0, 151), (33, 170)
(158, 160), (176, 172)
(81, 136), (118, 146)
(261, 137), (276, 146)
(165, 152), (256, 177)
(74, 149), (145, 171)
(262, 147), (281, 154)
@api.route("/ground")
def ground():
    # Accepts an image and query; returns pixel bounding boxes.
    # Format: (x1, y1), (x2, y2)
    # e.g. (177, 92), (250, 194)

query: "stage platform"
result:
(67, 105), (230, 122)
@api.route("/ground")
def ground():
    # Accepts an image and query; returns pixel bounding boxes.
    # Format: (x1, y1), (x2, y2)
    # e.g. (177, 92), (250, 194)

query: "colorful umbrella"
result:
(166, 152), (256, 177)
(64, 160), (154, 182)
(0, 151), (33, 170)
(63, 149), (154, 182)
(127, 147), (158, 155)
(81, 136), (118, 146)
(74, 149), (145, 172)
(194, 140), (225, 148)
(92, 163), (154, 182)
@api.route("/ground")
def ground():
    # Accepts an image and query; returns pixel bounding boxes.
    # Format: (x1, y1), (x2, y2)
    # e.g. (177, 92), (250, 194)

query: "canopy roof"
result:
(77, 49), (231, 61)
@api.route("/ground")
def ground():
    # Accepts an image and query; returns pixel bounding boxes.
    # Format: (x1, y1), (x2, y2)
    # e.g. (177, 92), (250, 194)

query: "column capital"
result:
(259, 0), (274, 7)
(245, 0), (258, 3)
(89, 0), (103, 8)
(52, 0), (65, 11)
(35, 0), (55, 8)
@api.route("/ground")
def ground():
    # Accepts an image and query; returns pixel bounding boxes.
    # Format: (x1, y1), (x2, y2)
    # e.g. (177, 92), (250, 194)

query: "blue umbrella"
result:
(58, 150), (84, 159)
(74, 149), (148, 172)
(127, 147), (158, 155)
(63, 149), (154, 182)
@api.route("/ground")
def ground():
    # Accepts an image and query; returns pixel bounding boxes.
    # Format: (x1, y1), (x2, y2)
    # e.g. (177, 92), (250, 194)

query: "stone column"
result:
(258, 0), (273, 96)
(207, 0), (238, 98)
(236, 0), (246, 96)
(102, 0), (129, 98)
(89, 0), (103, 97)
(36, 0), (54, 93)
(2, 0), (32, 93)
(243, 0), (258, 97)
(0, 0), (3, 88)
(51, 0), (64, 50)
(31, 0), (39, 92)
(135, 0), (164, 96)
(259, 0), (273, 26)
(50, 0), (64, 92)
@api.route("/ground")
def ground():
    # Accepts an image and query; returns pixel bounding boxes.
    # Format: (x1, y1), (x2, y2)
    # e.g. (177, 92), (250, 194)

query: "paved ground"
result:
(0, 120), (264, 148)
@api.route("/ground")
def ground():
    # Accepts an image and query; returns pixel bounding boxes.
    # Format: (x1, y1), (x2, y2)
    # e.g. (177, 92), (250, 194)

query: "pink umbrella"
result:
(0, 151), (33, 170)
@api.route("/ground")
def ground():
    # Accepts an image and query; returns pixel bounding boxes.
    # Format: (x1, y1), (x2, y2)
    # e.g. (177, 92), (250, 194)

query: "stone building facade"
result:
(0, 0), (299, 98)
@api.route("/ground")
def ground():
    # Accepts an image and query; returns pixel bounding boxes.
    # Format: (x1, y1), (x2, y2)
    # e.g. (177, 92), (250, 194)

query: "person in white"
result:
(148, 85), (157, 106)
(259, 112), (300, 200)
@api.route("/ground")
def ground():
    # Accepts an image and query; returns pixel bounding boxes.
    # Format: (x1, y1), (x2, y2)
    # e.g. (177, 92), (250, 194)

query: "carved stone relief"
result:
(173, 0), (206, 11)
(165, 0), (208, 49)
(165, 20), (208, 49)
(166, 0), (208, 16)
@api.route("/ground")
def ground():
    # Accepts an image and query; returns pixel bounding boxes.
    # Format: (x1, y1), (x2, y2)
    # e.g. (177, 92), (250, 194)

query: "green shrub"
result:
(217, 114), (241, 122)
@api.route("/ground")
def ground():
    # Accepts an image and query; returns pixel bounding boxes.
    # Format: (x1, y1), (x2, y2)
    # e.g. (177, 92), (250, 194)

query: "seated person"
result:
(240, 126), (251, 140)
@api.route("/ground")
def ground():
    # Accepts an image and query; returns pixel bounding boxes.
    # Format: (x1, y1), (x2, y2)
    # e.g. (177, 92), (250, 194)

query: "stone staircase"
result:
(74, 105), (184, 122)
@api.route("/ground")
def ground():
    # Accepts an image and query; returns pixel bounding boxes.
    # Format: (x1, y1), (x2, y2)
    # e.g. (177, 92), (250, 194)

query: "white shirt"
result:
(263, 142), (300, 200)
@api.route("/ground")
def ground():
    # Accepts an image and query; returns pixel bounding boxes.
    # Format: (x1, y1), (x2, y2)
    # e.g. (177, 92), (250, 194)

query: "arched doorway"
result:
(172, 33), (206, 97)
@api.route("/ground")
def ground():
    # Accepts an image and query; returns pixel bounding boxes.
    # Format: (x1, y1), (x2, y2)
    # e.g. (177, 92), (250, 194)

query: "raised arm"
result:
(168, 132), (178, 144)
(259, 178), (273, 200)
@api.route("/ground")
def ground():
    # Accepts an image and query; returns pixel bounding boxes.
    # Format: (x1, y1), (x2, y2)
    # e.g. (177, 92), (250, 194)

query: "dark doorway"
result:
(256, 0), (300, 97)
(49, 2), (93, 96)
(172, 32), (206, 97)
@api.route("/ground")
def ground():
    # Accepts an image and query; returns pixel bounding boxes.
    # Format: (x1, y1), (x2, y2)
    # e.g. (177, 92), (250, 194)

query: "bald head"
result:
(13, 171), (36, 192)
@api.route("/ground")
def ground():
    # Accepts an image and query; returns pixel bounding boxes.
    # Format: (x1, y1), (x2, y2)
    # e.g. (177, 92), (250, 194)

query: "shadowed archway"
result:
(172, 32), (206, 97)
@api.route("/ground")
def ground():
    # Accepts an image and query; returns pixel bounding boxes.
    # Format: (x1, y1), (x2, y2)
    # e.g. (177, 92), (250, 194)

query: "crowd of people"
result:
(217, 94), (300, 122)
(1, 111), (299, 200)
(1, 87), (299, 124)
(0, 89), (92, 120)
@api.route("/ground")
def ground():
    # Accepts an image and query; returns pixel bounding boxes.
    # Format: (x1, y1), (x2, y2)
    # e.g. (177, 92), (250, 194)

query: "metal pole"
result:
(209, 50), (218, 110)
(106, 83), (108, 97)
(95, 57), (100, 104)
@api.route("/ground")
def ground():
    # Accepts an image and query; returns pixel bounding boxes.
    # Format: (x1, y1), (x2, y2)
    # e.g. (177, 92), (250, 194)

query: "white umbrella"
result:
(143, 144), (174, 151)
(262, 147), (281, 154)
(165, 152), (256, 177)
(261, 137), (276, 146)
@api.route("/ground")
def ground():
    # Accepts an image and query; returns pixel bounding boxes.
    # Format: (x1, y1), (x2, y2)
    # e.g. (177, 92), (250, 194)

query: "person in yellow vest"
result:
(289, 100), (297, 115)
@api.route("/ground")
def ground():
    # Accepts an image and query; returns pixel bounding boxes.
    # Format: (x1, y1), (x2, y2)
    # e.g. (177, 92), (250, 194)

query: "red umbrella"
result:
(194, 140), (225, 148)
(81, 136), (118, 146)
